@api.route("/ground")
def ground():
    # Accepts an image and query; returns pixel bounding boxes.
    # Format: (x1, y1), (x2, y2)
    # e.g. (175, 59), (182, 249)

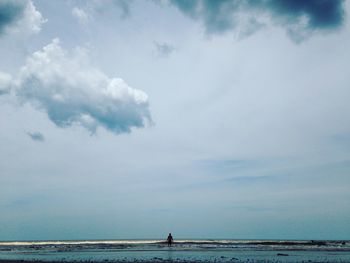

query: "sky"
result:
(0, 0), (349, 241)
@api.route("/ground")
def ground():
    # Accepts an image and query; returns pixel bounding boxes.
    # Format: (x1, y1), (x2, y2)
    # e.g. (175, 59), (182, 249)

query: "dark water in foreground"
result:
(0, 240), (349, 262)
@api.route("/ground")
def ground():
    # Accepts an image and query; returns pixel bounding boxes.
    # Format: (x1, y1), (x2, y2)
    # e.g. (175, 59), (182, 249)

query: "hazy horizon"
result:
(1, 237), (349, 242)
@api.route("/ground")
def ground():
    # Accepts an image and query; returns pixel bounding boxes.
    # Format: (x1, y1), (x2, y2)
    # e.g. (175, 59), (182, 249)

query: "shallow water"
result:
(0, 239), (349, 262)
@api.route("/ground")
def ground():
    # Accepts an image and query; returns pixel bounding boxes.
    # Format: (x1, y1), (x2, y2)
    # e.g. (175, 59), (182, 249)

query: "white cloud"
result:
(0, 72), (12, 94)
(0, 0), (46, 35)
(71, 0), (131, 24)
(5, 38), (151, 134)
(72, 7), (90, 25)
(20, 0), (46, 34)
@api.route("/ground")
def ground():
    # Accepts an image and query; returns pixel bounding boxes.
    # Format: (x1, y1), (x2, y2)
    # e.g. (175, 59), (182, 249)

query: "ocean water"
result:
(0, 239), (349, 262)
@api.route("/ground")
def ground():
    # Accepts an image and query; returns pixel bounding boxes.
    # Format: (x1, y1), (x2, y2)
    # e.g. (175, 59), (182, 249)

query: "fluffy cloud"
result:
(0, 0), (45, 35)
(5, 39), (151, 134)
(169, 0), (345, 41)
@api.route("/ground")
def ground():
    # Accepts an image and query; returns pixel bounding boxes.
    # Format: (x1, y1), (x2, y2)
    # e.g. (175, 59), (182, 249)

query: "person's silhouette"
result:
(167, 233), (173, 247)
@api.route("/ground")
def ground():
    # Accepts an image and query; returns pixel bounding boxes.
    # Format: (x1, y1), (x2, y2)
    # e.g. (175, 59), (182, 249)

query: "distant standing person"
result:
(167, 233), (173, 247)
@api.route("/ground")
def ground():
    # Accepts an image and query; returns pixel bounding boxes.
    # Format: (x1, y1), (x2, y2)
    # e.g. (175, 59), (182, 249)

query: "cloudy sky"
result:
(0, 0), (349, 241)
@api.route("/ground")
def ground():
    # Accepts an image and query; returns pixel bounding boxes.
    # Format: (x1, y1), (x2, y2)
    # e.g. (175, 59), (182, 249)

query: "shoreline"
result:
(1, 259), (349, 263)
(1, 240), (349, 263)
(0, 260), (209, 263)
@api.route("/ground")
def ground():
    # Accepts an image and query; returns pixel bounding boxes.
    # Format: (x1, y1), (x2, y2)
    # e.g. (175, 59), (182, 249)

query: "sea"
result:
(0, 239), (349, 262)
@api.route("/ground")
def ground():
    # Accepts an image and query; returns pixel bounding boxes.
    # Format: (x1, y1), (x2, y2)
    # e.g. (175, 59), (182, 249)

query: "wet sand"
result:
(1, 240), (349, 263)
(1, 259), (349, 263)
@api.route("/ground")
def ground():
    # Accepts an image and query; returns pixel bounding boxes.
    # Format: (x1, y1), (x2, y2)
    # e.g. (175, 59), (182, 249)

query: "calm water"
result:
(0, 239), (349, 262)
